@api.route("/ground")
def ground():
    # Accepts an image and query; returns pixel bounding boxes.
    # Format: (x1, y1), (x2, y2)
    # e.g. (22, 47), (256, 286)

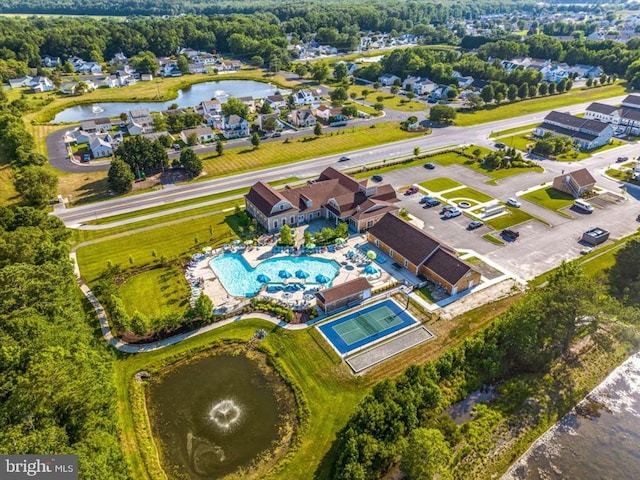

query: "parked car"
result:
(423, 162), (436, 170)
(580, 246), (594, 255)
(419, 196), (430, 204)
(372, 174), (383, 182)
(404, 185), (419, 195)
(173, 144), (181, 151)
(272, 132), (281, 138)
(440, 205), (456, 215)
(423, 197), (441, 208)
(502, 228), (520, 240)
(467, 220), (484, 230)
(339, 156), (350, 162)
(444, 208), (462, 218)
(617, 156), (629, 162)
(82, 153), (91, 162)
(506, 198), (521, 208)
(494, 142), (506, 149)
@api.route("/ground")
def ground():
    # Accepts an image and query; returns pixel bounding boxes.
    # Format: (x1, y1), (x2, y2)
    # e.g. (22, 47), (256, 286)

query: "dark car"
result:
(423, 198), (441, 208)
(617, 156), (629, 162)
(404, 186), (419, 195)
(467, 220), (484, 230)
(502, 228), (520, 240)
(339, 156), (350, 162)
(372, 174), (383, 182)
(494, 142), (506, 149)
(423, 162), (436, 170)
(440, 205), (456, 215)
(272, 132), (282, 138)
(419, 195), (431, 204)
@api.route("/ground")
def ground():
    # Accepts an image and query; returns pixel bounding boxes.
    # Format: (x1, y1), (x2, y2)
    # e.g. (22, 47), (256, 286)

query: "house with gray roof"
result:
(535, 111), (613, 150)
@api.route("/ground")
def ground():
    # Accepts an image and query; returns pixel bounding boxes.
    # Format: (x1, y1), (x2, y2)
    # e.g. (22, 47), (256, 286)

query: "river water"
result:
(503, 353), (640, 479)
(52, 79), (287, 123)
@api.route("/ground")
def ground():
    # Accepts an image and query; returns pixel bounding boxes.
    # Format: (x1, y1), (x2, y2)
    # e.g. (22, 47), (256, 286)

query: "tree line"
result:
(0, 206), (128, 479)
(332, 261), (638, 479)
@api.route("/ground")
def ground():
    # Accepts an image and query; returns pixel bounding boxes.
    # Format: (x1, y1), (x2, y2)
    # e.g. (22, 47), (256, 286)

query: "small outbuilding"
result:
(315, 277), (372, 314)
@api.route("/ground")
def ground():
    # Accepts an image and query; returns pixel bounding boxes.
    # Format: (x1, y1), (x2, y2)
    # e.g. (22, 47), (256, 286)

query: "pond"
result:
(52, 80), (287, 124)
(146, 351), (296, 479)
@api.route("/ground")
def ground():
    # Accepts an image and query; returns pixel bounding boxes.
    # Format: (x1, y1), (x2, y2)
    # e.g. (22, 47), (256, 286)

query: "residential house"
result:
(541, 63), (570, 83)
(65, 129), (92, 145)
(81, 117), (112, 133)
(402, 76), (436, 95)
(41, 56), (61, 68)
(140, 74), (153, 82)
(158, 59), (182, 77)
(534, 111), (613, 150)
(453, 71), (474, 89)
(77, 62), (102, 74)
(367, 213), (481, 294)
(378, 73), (401, 86)
(141, 131), (173, 143)
(180, 126), (215, 144)
(89, 136), (114, 158)
(8, 76), (33, 89)
(189, 63), (207, 74)
(430, 84), (453, 100)
(264, 94), (287, 112)
(221, 60), (242, 71)
(315, 105), (343, 123)
(30, 77), (55, 93)
(245, 167), (400, 233)
(237, 96), (256, 114)
(293, 88), (321, 106)
(257, 113), (281, 132)
(290, 109), (317, 128)
(127, 108), (154, 135)
(551, 168), (596, 198)
(59, 80), (96, 94)
(110, 52), (129, 66)
(222, 115), (250, 139)
(200, 99), (222, 125)
(568, 64), (603, 79)
(315, 277), (372, 314)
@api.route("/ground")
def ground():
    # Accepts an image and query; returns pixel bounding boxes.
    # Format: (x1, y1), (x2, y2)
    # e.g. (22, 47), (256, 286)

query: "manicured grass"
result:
(416, 286), (437, 303)
(485, 206), (536, 230)
(442, 186), (493, 203)
(199, 122), (419, 179)
(455, 83), (628, 127)
(76, 209), (242, 284)
(419, 177), (462, 192)
(490, 123), (540, 138)
(347, 85), (427, 112)
(521, 187), (574, 216)
(497, 133), (534, 152)
(554, 139), (624, 162)
(482, 233), (505, 245)
(118, 266), (190, 319)
(605, 168), (630, 181)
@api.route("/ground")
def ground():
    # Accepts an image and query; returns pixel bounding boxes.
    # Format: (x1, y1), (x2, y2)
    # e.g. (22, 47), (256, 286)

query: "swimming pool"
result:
(317, 299), (419, 355)
(209, 253), (340, 297)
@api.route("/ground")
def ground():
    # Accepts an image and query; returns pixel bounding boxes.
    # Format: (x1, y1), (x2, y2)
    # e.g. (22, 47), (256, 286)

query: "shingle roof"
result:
(538, 122), (598, 142)
(542, 111), (609, 134)
(586, 102), (618, 115)
(245, 182), (293, 217)
(568, 168), (596, 188)
(368, 213), (441, 266)
(315, 277), (372, 305)
(622, 95), (640, 106)
(422, 249), (473, 285)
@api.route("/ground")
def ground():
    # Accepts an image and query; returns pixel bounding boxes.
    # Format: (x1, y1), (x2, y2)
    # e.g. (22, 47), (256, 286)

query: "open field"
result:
(456, 83), (628, 127)
(347, 85), (427, 112)
(521, 187), (574, 217)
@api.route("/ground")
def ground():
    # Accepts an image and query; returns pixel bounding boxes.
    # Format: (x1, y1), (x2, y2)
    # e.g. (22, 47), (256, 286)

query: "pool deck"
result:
(191, 234), (395, 312)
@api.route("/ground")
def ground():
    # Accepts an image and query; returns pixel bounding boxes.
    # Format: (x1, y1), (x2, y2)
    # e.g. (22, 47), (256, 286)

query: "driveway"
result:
(46, 126), (110, 173)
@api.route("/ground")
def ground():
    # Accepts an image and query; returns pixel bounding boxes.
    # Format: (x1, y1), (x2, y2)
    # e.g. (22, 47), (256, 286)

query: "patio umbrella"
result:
(366, 250), (377, 260)
(257, 274), (270, 283)
(295, 269), (310, 279)
(316, 274), (330, 284)
(334, 237), (346, 244)
(279, 269), (292, 279)
(202, 246), (212, 253)
(232, 239), (241, 245)
(364, 265), (378, 275)
(305, 242), (316, 249)
(244, 239), (254, 245)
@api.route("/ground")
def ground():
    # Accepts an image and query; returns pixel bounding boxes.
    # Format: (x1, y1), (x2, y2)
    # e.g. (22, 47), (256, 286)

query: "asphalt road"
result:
(53, 94), (631, 227)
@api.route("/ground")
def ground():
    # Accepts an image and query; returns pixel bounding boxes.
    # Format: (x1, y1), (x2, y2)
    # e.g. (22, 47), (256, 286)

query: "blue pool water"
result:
(209, 253), (340, 297)
(318, 299), (419, 355)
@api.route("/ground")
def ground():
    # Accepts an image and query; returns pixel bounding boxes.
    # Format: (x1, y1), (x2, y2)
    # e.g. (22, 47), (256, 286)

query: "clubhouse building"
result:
(245, 167), (400, 233)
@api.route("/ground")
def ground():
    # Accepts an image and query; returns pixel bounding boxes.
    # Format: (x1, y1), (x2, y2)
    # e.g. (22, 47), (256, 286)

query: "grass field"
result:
(442, 186), (493, 203)
(497, 133), (535, 152)
(455, 83), (628, 127)
(419, 177), (462, 192)
(118, 266), (190, 319)
(347, 85), (427, 112)
(429, 149), (544, 181)
(521, 187), (574, 217)
(554, 140), (623, 162)
(485, 206), (536, 230)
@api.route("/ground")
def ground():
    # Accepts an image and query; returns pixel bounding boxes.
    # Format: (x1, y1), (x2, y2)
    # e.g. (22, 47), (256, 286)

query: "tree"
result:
(507, 84), (518, 102)
(429, 105), (456, 123)
(539, 82), (549, 95)
(259, 102), (273, 114)
(331, 86), (349, 106)
(390, 85), (399, 95)
(107, 158), (134, 194)
(528, 84), (538, 98)
(413, 146), (420, 157)
(341, 105), (358, 118)
(186, 133), (198, 146)
(75, 81), (90, 94)
(251, 132), (261, 149)
(216, 139), (224, 156)
(373, 102), (384, 112)
(310, 61), (330, 82)
(314, 122), (322, 136)
(130, 51), (158, 75)
(176, 54), (189, 74)
(192, 294), (214, 321)
(608, 238), (640, 303)
(294, 63), (308, 79)
(277, 224), (294, 246)
(401, 428), (451, 480)
(14, 166), (58, 206)
(334, 62), (348, 82)
(480, 85), (494, 104)
(180, 148), (203, 177)
(250, 55), (264, 68)
(262, 116), (278, 132)
(548, 82), (556, 94)
(221, 97), (249, 119)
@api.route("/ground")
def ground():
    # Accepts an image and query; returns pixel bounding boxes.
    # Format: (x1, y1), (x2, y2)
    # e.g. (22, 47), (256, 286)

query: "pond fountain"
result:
(146, 352), (296, 479)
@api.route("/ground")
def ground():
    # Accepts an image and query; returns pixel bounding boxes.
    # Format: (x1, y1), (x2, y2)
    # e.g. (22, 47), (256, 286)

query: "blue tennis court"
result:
(318, 299), (419, 355)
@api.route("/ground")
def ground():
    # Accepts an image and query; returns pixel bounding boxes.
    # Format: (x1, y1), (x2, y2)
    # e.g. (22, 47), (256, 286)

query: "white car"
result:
(506, 198), (521, 208)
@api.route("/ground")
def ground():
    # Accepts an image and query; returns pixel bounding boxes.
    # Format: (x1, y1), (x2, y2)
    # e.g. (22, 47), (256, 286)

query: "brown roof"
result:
(543, 111), (610, 134)
(280, 178), (345, 213)
(368, 213), (441, 266)
(245, 182), (294, 217)
(319, 167), (362, 192)
(623, 95), (640, 106)
(422, 249), (473, 285)
(315, 277), (372, 305)
(568, 168), (596, 188)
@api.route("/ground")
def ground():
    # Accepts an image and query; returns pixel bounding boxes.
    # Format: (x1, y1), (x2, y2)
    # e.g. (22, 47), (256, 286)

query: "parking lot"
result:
(372, 159), (640, 281)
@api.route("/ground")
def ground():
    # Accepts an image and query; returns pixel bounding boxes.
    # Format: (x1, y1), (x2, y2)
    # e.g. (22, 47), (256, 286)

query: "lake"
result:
(503, 352), (640, 479)
(146, 352), (296, 479)
(52, 80), (287, 124)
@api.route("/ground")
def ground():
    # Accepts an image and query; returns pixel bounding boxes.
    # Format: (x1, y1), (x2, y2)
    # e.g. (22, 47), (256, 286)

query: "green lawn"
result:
(496, 133), (534, 152)
(442, 186), (493, 203)
(346, 85), (427, 112)
(605, 168), (630, 181)
(429, 148), (544, 180)
(554, 140), (624, 162)
(490, 123), (540, 138)
(485, 206), (536, 230)
(118, 266), (190, 319)
(76, 209), (242, 284)
(455, 83), (628, 127)
(416, 286), (437, 303)
(419, 177), (462, 192)
(482, 233), (505, 245)
(521, 187), (574, 216)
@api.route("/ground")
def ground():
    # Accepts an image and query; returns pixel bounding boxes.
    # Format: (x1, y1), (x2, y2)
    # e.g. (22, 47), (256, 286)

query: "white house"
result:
(535, 111), (614, 150)
(453, 71), (474, 89)
(222, 115), (250, 139)
(140, 74), (153, 82)
(290, 109), (317, 128)
(378, 73), (401, 86)
(89, 136), (114, 158)
(41, 56), (61, 68)
(293, 88), (321, 106)
(128, 108), (154, 135)
(568, 64), (603, 79)
(8, 76), (33, 89)
(180, 126), (215, 144)
(264, 94), (287, 112)
(189, 63), (206, 74)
